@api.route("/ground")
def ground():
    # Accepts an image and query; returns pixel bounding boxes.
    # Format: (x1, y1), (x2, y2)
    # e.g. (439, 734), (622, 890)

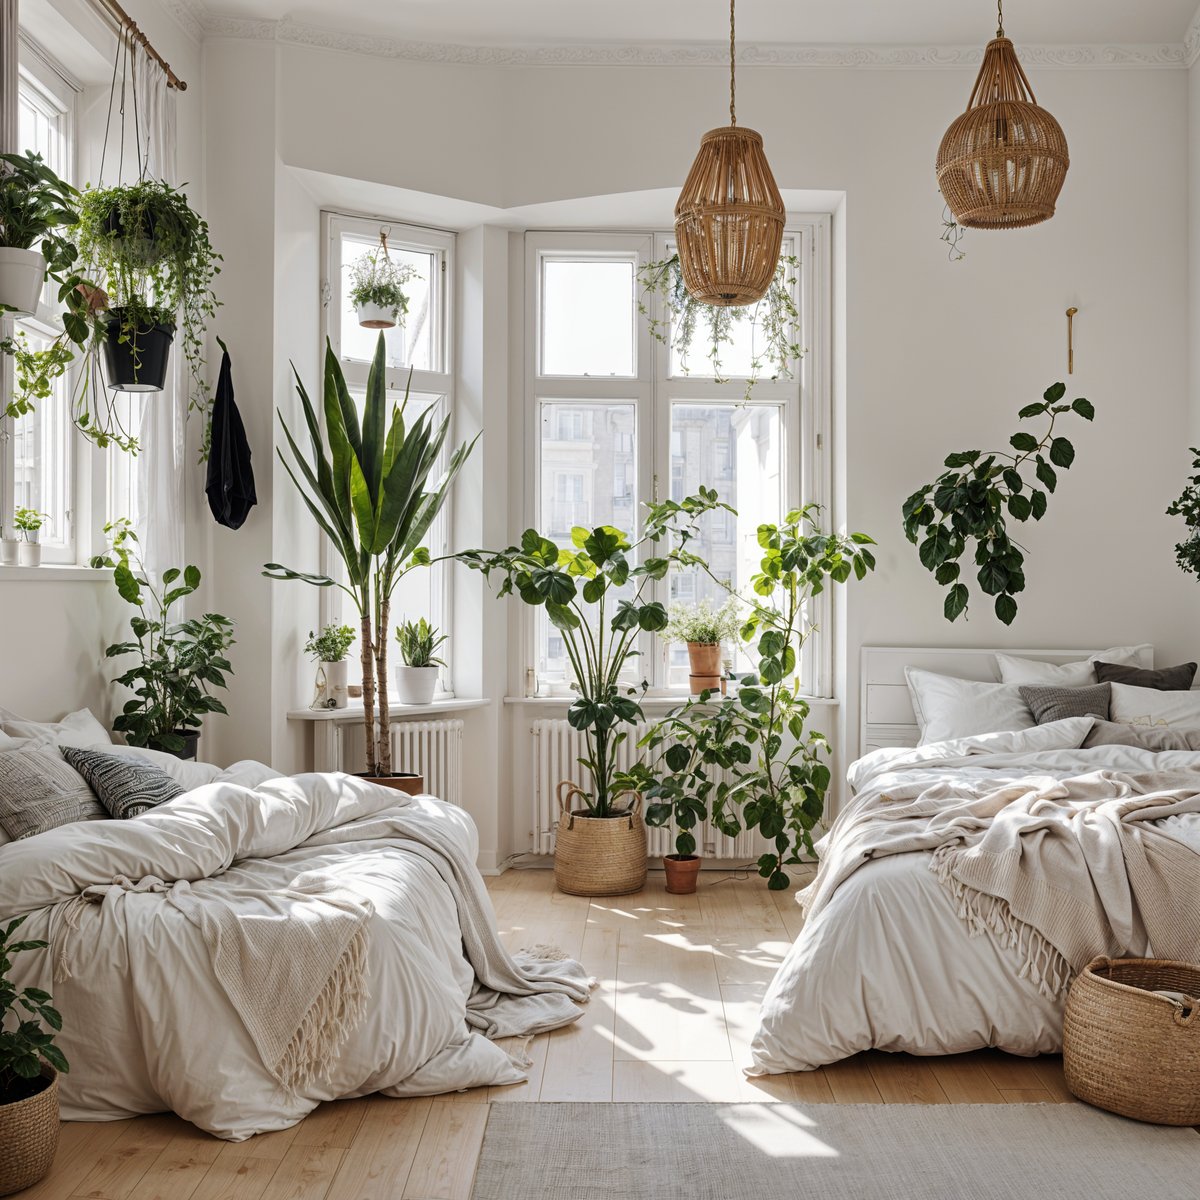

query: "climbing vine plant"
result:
(902, 383), (1095, 625)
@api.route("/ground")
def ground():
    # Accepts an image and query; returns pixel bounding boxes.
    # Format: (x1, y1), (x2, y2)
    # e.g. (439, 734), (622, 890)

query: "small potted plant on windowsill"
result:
(349, 242), (418, 330)
(394, 618), (447, 706)
(0, 915), (69, 1196)
(305, 623), (356, 710)
(664, 596), (741, 695)
(12, 508), (48, 567)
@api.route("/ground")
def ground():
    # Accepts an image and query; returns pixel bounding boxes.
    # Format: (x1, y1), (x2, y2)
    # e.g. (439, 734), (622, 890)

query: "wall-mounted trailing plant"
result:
(348, 242), (418, 330)
(636, 253), (801, 401)
(902, 383), (1094, 625)
(1166, 447), (1200, 580)
(76, 179), (222, 457)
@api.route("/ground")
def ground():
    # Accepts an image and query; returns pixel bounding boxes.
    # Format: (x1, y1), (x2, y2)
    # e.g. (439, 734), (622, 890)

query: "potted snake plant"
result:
(0, 916), (69, 1196)
(394, 618), (447, 706)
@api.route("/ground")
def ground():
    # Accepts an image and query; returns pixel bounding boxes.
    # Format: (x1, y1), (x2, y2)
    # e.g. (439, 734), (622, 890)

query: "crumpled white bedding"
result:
(750, 719), (1200, 1074)
(0, 761), (584, 1139)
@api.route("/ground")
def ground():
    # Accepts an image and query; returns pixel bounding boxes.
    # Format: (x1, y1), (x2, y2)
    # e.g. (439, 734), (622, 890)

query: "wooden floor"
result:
(38, 868), (1077, 1200)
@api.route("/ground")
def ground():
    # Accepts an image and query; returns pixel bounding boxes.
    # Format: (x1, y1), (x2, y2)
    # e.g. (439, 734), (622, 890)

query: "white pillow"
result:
(994, 644), (1153, 687)
(0, 706), (113, 748)
(905, 668), (1034, 746)
(1108, 683), (1200, 728)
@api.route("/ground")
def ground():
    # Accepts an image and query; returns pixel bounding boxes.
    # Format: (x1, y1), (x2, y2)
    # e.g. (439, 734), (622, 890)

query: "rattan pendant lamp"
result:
(674, 0), (785, 306)
(936, 0), (1069, 229)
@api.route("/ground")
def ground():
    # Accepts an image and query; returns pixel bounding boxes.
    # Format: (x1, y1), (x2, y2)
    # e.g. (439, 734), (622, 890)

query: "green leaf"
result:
(1002, 469), (1023, 494)
(1035, 457), (1057, 493)
(1030, 489), (1048, 520)
(934, 562), (960, 586)
(1049, 437), (1075, 469)
(977, 559), (1009, 596)
(1043, 382), (1066, 403)
(944, 583), (969, 622)
(1007, 494), (1032, 521)
(1018, 402), (1048, 419)
(995, 593), (1018, 625)
(1010, 432), (1039, 453)
(943, 451), (980, 468)
(1071, 398), (1095, 421)
(918, 527), (952, 570)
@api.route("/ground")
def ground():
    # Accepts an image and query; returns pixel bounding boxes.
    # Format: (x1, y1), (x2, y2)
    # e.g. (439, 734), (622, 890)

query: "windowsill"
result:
(287, 697), (491, 721)
(503, 694), (839, 708)
(0, 564), (109, 583)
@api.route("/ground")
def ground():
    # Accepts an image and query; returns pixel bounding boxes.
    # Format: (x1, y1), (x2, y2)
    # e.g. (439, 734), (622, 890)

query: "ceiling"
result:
(194, 0), (1199, 48)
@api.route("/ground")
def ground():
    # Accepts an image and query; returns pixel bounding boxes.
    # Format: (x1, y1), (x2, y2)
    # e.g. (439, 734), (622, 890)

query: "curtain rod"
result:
(95, 0), (188, 91)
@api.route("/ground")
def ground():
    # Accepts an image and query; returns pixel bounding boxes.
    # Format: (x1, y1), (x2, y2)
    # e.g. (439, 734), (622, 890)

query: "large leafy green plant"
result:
(902, 383), (1094, 625)
(92, 521), (235, 754)
(1, 916), (68, 1102)
(265, 333), (477, 777)
(620, 506), (876, 888)
(458, 490), (729, 817)
(1166, 448), (1200, 580)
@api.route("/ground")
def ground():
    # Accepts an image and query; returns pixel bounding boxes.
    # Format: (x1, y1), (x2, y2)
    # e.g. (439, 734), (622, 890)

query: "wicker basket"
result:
(1063, 956), (1200, 1125)
(554, 781), (647, 897)
(0, 1066), (60, 1197)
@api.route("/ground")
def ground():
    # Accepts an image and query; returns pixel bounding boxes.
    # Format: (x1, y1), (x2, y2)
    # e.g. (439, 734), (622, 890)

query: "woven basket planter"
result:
(554, 781), (647, 897)
(1063, 956), (1200, 1125)
(0, 1066), (60, 1197)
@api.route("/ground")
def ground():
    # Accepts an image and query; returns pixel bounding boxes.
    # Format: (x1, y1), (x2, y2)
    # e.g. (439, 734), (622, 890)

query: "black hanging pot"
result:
(103, 308), (175, 393)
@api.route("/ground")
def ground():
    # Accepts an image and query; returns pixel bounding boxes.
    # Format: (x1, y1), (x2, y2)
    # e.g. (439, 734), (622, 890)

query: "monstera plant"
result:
(903, 383), (1094, 625)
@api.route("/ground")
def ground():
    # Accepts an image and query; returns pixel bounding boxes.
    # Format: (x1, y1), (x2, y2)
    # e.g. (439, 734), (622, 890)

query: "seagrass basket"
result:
(1063, 956), (1200, 1125)
(554, 782), (647, 897)
(0, 1066), (60, 1196)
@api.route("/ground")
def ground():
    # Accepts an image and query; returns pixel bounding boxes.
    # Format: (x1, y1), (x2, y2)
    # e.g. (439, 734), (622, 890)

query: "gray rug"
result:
(471, 1102), (1200, 1200)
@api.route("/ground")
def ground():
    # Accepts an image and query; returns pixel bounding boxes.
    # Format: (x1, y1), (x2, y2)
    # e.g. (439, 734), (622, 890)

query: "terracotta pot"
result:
(357, 772), (425, 795)
(663, 854), (702, 895)
(688, 674), (722, 695)
(686, 642), (722, 676)
(554, 782), (647, 896)
(0, 1064), (59, 1197)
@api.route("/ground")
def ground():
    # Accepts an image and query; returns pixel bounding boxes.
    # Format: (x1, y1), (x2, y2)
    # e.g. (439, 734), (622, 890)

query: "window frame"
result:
(522, 217), (833, 698)
(319, 211), (458, 697)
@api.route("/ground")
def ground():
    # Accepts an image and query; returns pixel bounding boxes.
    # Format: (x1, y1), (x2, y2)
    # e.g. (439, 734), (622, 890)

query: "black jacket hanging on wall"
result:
(205, 339), (257, 530)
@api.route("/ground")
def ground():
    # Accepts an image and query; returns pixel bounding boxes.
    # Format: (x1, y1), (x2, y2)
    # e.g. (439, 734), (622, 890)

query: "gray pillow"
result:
(1019, 683), (1111, 725)
(1083, 720), (1200, 751)
(62, 747), (184, 819)
(1094, 661), (1198, 691)
(0, 747), (106, 840)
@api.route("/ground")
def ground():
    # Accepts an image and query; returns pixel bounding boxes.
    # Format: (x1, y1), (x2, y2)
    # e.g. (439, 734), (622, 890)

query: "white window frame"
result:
(1, 43), (83, 565)
(319, 211), (457, 696)
(522, 217), (832, 698)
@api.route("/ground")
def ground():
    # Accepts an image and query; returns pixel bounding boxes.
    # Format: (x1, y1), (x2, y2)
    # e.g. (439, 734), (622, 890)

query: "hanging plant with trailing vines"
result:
(902, 383), (1094, 625)
(636, 254), (801, 402)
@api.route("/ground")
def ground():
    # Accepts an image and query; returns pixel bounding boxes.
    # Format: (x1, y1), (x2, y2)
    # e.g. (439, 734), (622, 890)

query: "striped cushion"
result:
(0, 747), (106, 840)
(62, 747), (185, 819)
(1018, 683), (1112, 725)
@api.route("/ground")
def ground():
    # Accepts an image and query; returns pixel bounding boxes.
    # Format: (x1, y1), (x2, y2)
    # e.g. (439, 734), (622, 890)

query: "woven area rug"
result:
(470, 1102), (1200, 1200)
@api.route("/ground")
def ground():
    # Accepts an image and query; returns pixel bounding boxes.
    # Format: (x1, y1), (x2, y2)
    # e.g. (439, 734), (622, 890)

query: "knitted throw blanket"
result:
(802, 768), (1200, 998)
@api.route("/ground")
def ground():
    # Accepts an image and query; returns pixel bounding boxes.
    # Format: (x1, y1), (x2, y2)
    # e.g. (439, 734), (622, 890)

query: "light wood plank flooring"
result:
(42, 868), (1077, 1200)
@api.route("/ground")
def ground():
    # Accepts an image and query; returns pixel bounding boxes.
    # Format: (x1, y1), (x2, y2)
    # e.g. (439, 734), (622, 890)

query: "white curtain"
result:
(127, 42), (186, 574)
(0, 0), (16, 156)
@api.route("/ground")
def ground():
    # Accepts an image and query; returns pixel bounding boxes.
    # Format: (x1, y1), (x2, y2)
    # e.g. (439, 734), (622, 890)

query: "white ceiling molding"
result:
(156, 0), (206, 43)
(166, 4), (1193, 69)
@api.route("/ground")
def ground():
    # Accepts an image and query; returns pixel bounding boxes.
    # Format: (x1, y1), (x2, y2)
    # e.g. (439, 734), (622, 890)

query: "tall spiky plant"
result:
(265, 333), (477, 776)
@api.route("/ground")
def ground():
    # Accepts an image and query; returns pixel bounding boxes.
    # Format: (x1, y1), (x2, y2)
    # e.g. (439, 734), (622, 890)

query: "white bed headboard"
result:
(859, 645), (1155, 757)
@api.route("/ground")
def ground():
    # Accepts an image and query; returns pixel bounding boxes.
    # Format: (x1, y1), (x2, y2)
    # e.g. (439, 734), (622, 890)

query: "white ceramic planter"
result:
(394, 664), (438, 706)
(0, 539), (17, 566)
(356, 300), (398, 329)
(0, 247), (47, 317)
(324, 658), (349, 709)
(17, 541), (41, 567)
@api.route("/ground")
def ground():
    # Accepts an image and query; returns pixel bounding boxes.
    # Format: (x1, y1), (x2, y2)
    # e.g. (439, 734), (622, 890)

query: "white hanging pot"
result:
(17, 541), (41, 568)
(356, 300), (398, 329)
(0, 248), (47, 317)
(394, 665), (438, 706)
(0, 538), (18, 566)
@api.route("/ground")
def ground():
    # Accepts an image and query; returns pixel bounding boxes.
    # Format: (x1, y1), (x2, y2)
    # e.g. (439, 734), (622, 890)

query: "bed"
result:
(0, 719), (590, 1140)
(749, 646), (1200, 1075)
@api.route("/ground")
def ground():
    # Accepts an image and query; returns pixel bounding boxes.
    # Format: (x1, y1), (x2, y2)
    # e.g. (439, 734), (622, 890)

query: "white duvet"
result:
(750, 720), (1200, 1074)
(0, 760), (576, 1139)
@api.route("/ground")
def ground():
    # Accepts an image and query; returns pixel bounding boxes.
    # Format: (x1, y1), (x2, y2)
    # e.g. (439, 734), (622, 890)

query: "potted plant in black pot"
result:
(77, 179), (221, 432)
(0, 915), (69, 1197)
(92, 520), (235, 759)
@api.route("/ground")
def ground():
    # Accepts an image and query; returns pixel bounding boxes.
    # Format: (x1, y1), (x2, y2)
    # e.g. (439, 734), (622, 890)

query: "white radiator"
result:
(531, 718), (772, 860)
(392, 719), (464, 806)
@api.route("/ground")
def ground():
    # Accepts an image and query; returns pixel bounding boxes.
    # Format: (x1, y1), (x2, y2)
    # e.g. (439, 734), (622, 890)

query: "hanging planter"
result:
(101, 306), (175, 392)
(936, 2), (1069, 230)
(0, 248), (47, 317)
(349, 230), (418, 329)
(674, 0), (785, 307)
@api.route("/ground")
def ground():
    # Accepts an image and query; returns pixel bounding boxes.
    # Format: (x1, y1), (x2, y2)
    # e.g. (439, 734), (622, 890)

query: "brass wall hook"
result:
(1066, 307), (1078, 375)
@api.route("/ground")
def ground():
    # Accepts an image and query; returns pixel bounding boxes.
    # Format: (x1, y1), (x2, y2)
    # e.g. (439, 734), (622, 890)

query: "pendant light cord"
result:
(996, 0), (1004, 38)
(729, 0), (736, 126)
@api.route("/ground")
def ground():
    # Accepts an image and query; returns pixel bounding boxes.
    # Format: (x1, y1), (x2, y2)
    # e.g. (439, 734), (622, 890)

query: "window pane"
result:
(339, 233), (438, 371)
(667, 403), (783, 684)
(541, 259), (635, 378)
(537, 400), (637, 688)
(670, 246), (798, 379)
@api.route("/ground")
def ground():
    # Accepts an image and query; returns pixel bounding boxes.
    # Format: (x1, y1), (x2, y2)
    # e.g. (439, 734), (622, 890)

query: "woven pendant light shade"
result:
(936, 32), (1069, 230)
(675, 126), (785, 307)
